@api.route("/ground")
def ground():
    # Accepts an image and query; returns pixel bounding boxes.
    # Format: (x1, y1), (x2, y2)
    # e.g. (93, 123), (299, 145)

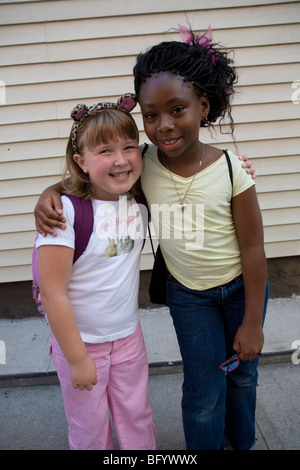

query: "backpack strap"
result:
(32, 194), (93, 314)
(223, 149), (233, 188)
(65, 194), (94, 263)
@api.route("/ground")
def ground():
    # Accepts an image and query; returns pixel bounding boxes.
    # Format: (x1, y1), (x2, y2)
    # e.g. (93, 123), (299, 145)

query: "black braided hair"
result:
(133, 30), (237, 134)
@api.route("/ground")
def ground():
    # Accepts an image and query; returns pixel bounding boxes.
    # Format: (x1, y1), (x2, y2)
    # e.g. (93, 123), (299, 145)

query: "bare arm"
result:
(38, 245), (97, 390)
(231, 186), (267, 361)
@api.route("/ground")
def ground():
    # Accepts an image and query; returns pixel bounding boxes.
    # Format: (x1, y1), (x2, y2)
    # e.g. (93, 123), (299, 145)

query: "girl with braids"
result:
(133, 25), (268, 450)
(34, 26), (263, 450)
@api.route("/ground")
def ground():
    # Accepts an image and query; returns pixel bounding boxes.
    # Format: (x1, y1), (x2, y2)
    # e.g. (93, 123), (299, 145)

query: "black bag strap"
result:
(223, 149), (234, 209)
(142, 143), (149, 158)
(141, 144), (156, 257)
(223, 149), (233, 188)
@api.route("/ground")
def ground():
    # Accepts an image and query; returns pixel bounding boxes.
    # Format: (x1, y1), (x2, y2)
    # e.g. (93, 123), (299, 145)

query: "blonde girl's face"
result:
(73, 137), (142, 200)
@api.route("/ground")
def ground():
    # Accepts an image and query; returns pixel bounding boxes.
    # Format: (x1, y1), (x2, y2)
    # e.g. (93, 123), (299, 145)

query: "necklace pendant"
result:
(178, 203), (185, 210)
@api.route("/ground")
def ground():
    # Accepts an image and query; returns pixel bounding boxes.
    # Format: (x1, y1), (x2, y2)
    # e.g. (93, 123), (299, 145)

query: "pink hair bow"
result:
(179, 25), (218, 66)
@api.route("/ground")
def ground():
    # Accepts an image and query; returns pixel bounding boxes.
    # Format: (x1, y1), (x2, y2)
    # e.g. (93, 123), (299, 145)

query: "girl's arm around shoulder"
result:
(232, 186), (267, 361)
(34, 181), (66, 237)
(38, 244), (97, 390)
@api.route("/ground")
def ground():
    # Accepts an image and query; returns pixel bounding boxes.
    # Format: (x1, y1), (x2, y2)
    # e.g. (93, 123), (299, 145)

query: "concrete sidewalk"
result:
(0, 297), (299, 379)
(0, 297), (299, 450)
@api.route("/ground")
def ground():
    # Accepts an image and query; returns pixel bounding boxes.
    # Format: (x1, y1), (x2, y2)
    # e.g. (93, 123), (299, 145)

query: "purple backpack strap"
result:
(65, 195), (94, 263)
(32, 194), (93, 315)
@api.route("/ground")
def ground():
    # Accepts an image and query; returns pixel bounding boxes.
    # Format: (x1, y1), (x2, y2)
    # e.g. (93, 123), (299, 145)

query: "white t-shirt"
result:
(36, 195), (147, 343)
(141, 144), (255, 291)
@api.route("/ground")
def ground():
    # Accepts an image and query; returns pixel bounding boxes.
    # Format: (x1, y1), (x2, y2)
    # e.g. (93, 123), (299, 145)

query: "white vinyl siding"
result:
(0, 0), (299, 282)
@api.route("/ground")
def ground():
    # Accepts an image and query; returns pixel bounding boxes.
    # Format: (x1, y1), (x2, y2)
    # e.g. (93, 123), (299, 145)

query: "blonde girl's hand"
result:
(238, 154), (257, 180)
(70, 354), (98, 391)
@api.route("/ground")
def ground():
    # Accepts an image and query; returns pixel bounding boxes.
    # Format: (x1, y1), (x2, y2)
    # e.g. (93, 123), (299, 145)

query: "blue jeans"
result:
(166, 273), (269, 450)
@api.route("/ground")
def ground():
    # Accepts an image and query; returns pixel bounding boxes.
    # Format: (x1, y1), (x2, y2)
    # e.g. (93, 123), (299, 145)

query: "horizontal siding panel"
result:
(234, 83), (299, 106)
(0, 158), (64, 181)
(140, 253), (155, 271)
(265, 240), (300, 258)
(0, 214), (34, 234)
(250, 155), (300, 176)
(232, 102), (300, 124)
(0, 265), (32, 283)
(0, 231), (36, 250)
(0, 195), (39, 216)
(1, 35), (151, 66)
(0, 57), (135, 86)
(237, 64), (299, 87)
(233, 44), (300, 67)
(255, 173), (300, 193)
(0, 139), (67, 163)
(1, 1), (298, 27)
(197, 121), (300, 144)
(1, 25), (299, 64)
(0, 248), (33, 266)
(258, 191), (300, 210)
(224, 138), (300, 160)
(3, 76), (134, 106)
(0, 98), (138, 126)
(2, 24), (300, 67)
(0, 176), (62, 198)
(262, 207), (300, 226)
(0, 1), (299, 282)
(264, 224), (300, 243)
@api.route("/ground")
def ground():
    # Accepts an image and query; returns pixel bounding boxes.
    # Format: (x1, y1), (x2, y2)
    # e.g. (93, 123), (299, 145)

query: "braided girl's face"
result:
(139, 71), (209, 165)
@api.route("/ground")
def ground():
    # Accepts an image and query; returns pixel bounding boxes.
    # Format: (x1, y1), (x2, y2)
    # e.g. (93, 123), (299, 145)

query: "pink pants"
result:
(50, 323), (156, 450)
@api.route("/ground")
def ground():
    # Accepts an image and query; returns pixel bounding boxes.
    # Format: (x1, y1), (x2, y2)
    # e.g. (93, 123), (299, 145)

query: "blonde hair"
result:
(62, 108), (140, 199)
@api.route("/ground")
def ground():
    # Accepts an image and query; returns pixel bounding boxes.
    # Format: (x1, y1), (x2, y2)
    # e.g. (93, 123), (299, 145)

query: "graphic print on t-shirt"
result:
(100, 236), (135, 258)
(95, 196), (145, 258)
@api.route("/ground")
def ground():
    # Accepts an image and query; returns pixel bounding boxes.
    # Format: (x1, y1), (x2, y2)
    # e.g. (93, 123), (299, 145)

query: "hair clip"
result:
(179, 24), (218, 66)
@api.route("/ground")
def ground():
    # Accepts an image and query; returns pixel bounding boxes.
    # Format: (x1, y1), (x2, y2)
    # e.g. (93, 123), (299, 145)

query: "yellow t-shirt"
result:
(140, 144), (255, 291)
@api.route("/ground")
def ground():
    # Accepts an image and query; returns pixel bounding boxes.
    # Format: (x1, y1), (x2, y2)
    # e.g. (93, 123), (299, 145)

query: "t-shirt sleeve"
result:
(35, 196), (75, 250)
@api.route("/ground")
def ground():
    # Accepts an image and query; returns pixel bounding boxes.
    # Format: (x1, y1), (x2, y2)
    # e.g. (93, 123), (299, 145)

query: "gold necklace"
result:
(161, 142), (204, 211)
